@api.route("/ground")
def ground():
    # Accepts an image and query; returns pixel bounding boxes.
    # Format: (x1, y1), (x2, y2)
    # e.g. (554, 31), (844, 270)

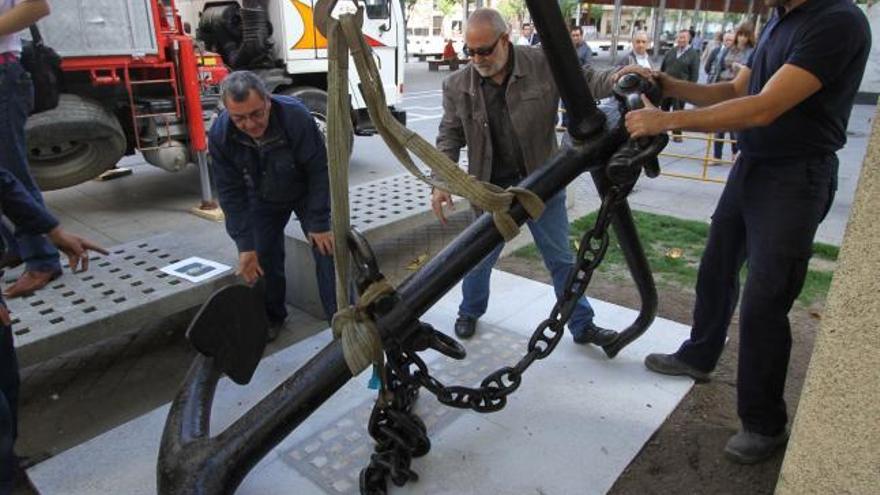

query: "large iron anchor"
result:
(157, 0), (668, 493)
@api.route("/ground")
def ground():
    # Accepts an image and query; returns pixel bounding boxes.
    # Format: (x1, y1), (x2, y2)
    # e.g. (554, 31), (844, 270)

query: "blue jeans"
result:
(459, 192), (596, 335)
(0, 303), (18, 494)
(251, 201), (337, 324)
(0, 61), (60, 272)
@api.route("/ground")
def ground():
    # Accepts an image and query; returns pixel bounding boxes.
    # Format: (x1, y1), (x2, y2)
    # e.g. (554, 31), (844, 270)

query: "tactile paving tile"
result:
(282, 325), (524, 494)
(6, 234), (235, 366)
(348, 174), (434, 231)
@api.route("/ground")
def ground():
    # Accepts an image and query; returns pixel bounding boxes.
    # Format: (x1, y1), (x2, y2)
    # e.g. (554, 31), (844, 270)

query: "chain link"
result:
(360, 187), (627, 493)
(389, 187), (626, 413)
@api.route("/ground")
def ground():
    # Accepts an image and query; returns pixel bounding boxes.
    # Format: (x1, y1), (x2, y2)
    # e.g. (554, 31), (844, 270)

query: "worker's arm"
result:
(654, 66), (751, 107)
(628, 10), (865, 138)
(0, 0), (50, 37)
(435, 77), (465, 164)
(1, 168), (107, 271)
(432, 78), (464, 223)
(626, 64), (822, 137)
(208, 126), (255, 253)
(293, 105), (331, 235)
(0, 166), (58, 235)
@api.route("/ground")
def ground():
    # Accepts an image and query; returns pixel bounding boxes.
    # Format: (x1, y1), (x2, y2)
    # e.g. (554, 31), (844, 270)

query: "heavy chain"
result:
(359, 186), (627, 493)
(359, 357), (430, 494)
(390, 186), (626, 413)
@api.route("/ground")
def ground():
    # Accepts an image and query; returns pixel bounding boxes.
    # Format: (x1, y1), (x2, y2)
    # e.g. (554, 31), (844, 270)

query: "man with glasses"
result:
(432, 8), (646, 345)
(209, 71), (336, 341)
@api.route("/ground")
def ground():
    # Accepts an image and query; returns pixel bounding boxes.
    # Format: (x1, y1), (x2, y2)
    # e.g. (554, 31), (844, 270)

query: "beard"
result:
(474, 58), (506, 78)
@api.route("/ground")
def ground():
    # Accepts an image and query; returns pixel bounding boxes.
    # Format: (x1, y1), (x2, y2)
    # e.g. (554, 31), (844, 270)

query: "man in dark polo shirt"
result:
(625, 0), (870, 464)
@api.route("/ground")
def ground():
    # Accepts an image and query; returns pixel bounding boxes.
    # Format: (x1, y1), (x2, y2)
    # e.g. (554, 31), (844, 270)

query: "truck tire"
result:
(279, 86), (354, 152)
(26, 94), (127, 191)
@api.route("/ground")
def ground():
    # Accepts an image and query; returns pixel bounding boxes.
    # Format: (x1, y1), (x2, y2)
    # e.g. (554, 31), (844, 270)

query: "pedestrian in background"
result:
(712, 23), (756, 161)
(660, 29), (700, 142)
(571, 25), (592, 68)
(622, 30), (654, 69)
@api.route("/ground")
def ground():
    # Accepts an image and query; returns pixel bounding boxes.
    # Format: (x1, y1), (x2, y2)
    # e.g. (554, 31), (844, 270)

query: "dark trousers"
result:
(661, 98), (685, 136)
(1, 318), (18, 494)
(252, 202), (337, 323)
(675, 155), (836, 436)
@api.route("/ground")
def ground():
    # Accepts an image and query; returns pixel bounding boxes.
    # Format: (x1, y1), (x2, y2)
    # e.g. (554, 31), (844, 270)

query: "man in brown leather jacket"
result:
(431, 8), (644, 345)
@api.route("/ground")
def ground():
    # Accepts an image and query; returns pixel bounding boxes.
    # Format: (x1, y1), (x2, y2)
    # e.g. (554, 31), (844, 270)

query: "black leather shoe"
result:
(454, 315), (477, 339)
(572, 322), (618, 346)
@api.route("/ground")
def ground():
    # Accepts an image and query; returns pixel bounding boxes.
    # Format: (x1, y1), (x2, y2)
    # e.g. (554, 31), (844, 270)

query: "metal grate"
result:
(282, 325), (523, 494)
(7, 235), (234, 367)
(348, 174), (433, 231)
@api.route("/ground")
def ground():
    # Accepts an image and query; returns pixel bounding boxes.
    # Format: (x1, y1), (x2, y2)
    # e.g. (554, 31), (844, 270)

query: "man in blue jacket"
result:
(1, 167), (107, 493)
(209, 71), (336, 340)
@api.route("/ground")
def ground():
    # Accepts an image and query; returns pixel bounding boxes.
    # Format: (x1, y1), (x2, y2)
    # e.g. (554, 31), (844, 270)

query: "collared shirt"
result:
(0, 0), (26, 55)
(738, 0), (871, 160)
(480, 49), (526, 188)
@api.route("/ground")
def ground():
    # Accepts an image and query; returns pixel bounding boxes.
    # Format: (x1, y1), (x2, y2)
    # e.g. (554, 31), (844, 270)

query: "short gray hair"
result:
(220, 71), (269, 104)
(468, 8), (509, 37)
(632, 30), (649, 41)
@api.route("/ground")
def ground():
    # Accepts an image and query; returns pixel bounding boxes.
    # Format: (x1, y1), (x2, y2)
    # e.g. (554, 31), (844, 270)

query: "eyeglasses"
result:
(229, 106), (268, 126)
(463, 35), (503, 57)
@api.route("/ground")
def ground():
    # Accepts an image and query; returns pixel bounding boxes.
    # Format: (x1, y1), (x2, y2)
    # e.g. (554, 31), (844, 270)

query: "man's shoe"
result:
(0, 253), (22, 270)
(572, 322), (618, 346)
(4, 269), (62, 298)
(672, 136), (683, 143)
(644, 353), (711, 383)
(724, 429), (789, 464)
(454, 315), (477, 339)
(267, 319), (285, 343)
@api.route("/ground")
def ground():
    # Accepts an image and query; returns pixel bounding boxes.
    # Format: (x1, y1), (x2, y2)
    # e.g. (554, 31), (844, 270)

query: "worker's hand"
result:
(650, 70), (677, 98)
(237, 250), (263, 285)
(0, 305), (11, 327)
(430, 188), (454, 225)
(46, 226), (109, 272)
(625, 95), (669, 138)
(614, 64), (653, 82)
(308, 231), (335, 256)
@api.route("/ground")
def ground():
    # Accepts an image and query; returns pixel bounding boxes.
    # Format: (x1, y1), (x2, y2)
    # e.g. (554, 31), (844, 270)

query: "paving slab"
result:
(6, 234), (236, 367)
(29, 270), (693, 495)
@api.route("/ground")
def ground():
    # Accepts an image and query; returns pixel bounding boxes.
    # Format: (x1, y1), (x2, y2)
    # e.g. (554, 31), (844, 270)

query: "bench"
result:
(8, 234), (237, 367)
(428, 58), (466, 71)
(284, 174), (470, 318)
(414, 52), (443, 62)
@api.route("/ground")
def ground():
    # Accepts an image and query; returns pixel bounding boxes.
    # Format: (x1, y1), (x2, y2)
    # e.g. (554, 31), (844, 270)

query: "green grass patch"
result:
(513, 210), (837, 305)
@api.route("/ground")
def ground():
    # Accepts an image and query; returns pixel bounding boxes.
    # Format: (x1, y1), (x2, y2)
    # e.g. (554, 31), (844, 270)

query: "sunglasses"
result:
(463, 35), (504, 57)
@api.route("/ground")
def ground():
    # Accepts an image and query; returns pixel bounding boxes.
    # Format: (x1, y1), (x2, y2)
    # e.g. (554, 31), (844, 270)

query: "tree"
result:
(404, 0), (418, 23)
(437, 0), (459, 17)
(558, 0), (580, 23)
(497, 0), (526, 26)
